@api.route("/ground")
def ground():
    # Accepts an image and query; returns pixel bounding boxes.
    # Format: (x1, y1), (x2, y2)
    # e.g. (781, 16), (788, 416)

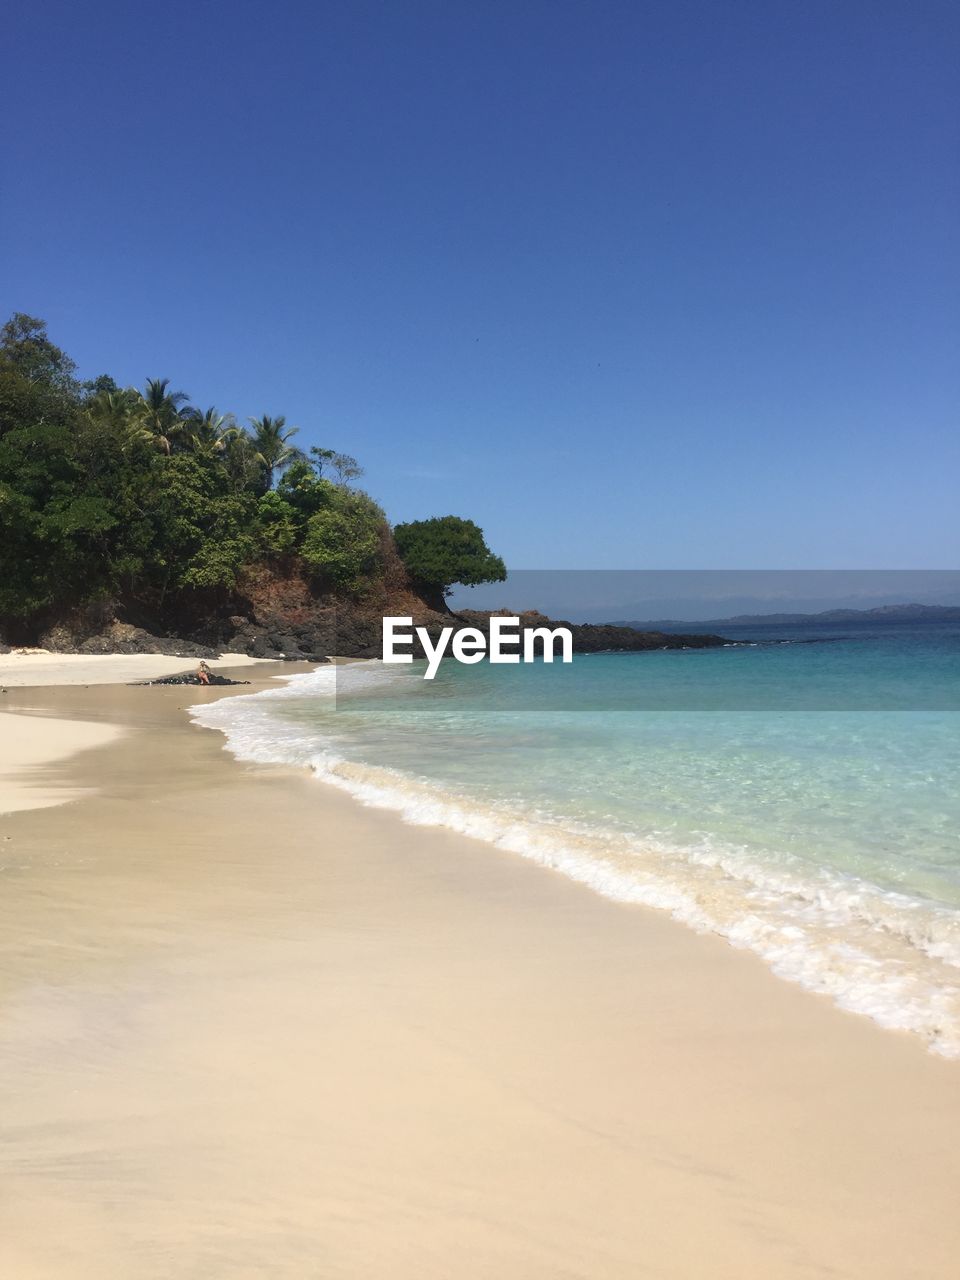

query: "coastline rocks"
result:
(33, 618), (330, 664)
(135, 672), (252, 687)
(566, 623), (726, 652)
(35, 619), (219, 658)
(14, 581), (728, 664)
(217, 605), (382, 661)
(216, 606), (729, 661)
(20, 604), (728, 662)
(79, 627), (219, 659)
(219, 620), (331, 662)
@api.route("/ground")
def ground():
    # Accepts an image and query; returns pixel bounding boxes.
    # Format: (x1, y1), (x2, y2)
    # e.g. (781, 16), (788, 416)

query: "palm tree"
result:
(248, 414), (306, 488)
(139, 378), (192, 454)
(85, 386), (153, 455)
(183, 405), (237, 460)
(220, 426), (264, 491)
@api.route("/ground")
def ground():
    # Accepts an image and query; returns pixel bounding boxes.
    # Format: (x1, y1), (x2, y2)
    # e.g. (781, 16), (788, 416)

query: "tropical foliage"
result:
(0, 314), (505, 636)
(0, 315), (380, 627)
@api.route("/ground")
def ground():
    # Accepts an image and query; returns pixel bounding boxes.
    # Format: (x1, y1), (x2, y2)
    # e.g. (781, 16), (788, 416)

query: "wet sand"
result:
(0, 672), (958, 1278)
(0, 711), (123, 814)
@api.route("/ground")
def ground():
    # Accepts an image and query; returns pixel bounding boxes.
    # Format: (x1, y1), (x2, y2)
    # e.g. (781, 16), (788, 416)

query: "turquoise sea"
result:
(193, 620), (960, 1056)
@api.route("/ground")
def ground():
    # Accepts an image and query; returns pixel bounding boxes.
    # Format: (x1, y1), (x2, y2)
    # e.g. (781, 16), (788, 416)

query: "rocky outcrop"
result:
(218, 613), (353, 661)
(22, 604), (728, 661)
(37, 621), (221, 659)
(134, 672), (252, 686)
(33, 616), (332, 663)
(565, 622), (725, 652)
(11, 569), (728, 661)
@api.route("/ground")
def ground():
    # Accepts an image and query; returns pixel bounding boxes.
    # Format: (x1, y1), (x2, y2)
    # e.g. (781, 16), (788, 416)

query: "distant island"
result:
(618, 603), (960, 629)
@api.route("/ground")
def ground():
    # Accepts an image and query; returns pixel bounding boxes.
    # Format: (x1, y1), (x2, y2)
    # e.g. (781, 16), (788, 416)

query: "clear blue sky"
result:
(4, 0), (957, 569)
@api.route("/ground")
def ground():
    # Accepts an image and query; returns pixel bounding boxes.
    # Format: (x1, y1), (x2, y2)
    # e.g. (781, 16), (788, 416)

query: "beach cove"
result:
(0, 657), (957, 1278)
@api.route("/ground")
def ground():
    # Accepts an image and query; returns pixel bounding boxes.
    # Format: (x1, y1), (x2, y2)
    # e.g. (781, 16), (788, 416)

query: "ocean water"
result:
(193, 621), (960, 1056)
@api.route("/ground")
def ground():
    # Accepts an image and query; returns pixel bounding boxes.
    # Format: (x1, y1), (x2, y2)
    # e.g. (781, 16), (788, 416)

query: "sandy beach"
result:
(0, 662), (958, 1279)
(0, 652), (273, 815)
(0, 651), (276, 688)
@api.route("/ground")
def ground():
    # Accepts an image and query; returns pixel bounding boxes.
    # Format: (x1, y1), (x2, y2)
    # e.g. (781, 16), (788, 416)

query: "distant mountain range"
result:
(617, 603), (960, 629)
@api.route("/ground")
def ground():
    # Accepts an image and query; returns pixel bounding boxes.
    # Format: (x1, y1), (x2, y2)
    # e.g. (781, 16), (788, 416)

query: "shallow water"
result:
(193, 621), (960, 1054)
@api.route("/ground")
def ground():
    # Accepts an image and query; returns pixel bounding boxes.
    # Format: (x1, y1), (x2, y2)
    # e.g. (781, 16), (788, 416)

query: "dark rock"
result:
(276, 634), (304, 655)
(223, 635), (254, 654)
(77, 627), (219, 658)
(134, 672), (251, 687)
(249, 635), (280, 659)
(565, 623), (727, 653)
(38, 623), (81, 653)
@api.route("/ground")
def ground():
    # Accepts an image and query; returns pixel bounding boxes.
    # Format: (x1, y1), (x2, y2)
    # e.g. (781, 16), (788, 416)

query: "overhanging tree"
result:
(392, 516), (506, 602)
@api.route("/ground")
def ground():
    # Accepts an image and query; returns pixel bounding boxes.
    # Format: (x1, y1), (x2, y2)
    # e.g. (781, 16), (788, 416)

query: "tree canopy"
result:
(0, 314), (505, 640)
(393, 516), (506, 596)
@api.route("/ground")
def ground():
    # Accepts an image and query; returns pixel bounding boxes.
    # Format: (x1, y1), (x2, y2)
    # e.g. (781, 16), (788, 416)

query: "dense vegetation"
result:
(0, 314), (504, 639)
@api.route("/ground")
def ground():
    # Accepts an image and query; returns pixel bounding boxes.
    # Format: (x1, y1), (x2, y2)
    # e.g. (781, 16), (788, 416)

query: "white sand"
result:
(0, 711), (123, 814)
(0, 651), (276, 687)
(0, 653), (282, 812)
(0, 679), (957, 1278)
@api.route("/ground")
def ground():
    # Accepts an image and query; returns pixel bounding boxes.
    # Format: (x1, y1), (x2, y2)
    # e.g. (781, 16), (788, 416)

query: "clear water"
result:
(193, 621), (960, 1055)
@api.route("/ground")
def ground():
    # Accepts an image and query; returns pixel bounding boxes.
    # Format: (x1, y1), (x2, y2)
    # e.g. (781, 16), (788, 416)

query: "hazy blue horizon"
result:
(447, 570), (960, 622)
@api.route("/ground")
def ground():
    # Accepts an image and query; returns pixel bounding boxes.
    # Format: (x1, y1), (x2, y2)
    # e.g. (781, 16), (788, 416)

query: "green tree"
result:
(81, 373), (119, 400)
(275, 459), (333, 525)
(310, 446), (363, 485)
(393, 516), (506, 598)
(0, 423), (117, 620)
(214, 427), (261, 492)
(183, 405), (237, 460)
(139, 378), (192, 454)
(85, 386), (153, 455)
(0, 313), (78, 391)
(255, 491), (300, 555)
(0, 315), (81, 442)
(301, 487), (385, 591)
(249, 414), (306, 488)
(140, 455), (257, 602)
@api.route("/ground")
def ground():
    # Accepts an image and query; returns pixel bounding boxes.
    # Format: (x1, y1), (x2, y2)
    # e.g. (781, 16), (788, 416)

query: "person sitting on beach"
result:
(197, 661), (212, 685)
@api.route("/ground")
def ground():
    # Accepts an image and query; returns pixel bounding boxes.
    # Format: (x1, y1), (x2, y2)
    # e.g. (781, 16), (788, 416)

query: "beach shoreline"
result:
(0, 711), (124, 814)
(0, 666), (958, 1277)
(0, 650), (279, 688)
(0, 651), (286, 817)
